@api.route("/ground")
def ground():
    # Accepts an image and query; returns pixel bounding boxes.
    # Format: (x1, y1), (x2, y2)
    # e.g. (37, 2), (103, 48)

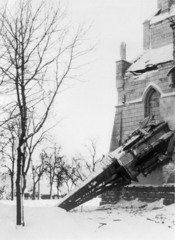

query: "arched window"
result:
(145, 88), (161, 121)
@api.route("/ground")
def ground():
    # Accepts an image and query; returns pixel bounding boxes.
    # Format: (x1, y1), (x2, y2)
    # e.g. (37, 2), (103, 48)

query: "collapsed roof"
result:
(127, 4), (175, 74)
(128, 44), (173, 73)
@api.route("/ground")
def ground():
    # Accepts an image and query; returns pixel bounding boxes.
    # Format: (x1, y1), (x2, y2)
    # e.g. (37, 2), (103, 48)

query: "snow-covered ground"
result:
(0, 198), (175, 240)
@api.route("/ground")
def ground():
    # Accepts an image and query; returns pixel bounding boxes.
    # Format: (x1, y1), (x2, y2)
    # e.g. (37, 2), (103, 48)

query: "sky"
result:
(51, 0), (158, 157)
(1, 0), (158, 158)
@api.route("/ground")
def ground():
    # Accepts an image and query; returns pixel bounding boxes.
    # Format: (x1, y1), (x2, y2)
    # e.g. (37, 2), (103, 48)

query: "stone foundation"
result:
(101, 184), (175, 206)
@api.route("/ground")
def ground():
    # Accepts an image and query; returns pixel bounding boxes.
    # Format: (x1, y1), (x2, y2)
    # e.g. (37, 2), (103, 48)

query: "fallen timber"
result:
(58, 118), (175, 211)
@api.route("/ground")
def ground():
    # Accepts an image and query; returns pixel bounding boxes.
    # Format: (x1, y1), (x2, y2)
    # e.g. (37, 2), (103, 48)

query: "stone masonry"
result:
(102, 0), (175, 205)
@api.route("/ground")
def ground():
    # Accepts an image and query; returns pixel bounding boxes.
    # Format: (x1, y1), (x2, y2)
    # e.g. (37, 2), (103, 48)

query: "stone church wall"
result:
(102, 0), (175, 205)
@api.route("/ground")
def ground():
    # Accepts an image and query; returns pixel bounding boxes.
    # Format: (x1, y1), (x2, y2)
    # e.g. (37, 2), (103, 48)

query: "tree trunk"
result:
(57, 187), (59, 198)
(11, 146), (15, 201)
(57, 180), (60, 198)
(33, 183), (36, 200)
(38, 180), (40, 200)
(16, 144), (25, 226)
(50, 183), (53, 199)
(22, 175), (26, 195)
(16, 147), (22, 225)
(11, 173), (14, 201)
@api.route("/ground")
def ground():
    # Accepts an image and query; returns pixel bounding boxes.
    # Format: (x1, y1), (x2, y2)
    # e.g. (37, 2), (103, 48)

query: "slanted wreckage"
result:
(58, 117), (175, 211)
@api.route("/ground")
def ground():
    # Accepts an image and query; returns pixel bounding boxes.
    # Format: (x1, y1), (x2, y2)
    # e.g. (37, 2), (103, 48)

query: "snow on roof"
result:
(144, 8), (161, 23)
(128, 44), (173, 72)
(150, 4), (175, 25)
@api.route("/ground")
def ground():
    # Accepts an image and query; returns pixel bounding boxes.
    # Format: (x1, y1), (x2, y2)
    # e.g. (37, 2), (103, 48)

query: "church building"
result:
(101, 0), (175, 205)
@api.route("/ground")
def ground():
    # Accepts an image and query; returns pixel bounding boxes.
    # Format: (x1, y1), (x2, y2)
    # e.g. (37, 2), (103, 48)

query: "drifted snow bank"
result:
(0, 198), (175, 240)
(0, 200), (85, 240)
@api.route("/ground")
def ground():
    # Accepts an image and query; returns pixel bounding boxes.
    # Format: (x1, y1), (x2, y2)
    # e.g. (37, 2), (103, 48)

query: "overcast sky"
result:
(50, 0), (158, 157)
(2, 0), (158, 157)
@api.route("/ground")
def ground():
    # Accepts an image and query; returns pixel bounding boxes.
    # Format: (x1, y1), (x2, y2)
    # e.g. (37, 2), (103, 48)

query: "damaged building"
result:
(101, 0), (175, 205)
(57, 0), (175, 211)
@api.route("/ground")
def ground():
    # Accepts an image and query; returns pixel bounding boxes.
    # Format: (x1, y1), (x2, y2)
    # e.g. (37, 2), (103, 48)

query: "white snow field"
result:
(0, 198), (175, 240)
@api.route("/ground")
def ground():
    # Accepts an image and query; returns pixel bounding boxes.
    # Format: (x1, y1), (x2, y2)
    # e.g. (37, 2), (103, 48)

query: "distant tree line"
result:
(0, 138), (103, 201)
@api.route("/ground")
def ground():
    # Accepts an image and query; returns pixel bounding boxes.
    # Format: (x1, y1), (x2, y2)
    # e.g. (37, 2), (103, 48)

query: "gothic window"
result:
(167, 66), (175, 88)
(145, 88), (161, 121)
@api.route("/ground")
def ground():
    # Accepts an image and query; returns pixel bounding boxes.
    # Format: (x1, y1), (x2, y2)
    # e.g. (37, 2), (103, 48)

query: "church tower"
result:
(101, 0), (175, 205)
(112, 0), (175, 186)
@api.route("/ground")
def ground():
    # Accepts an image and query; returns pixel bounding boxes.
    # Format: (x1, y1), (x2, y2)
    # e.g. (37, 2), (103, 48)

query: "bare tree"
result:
(0, 121), (18, 200)
(83, 138), (103, 173)
(74, 139), (103, 177)
(31, 156), (45, 200)
(62, 158), (86, 193)
(23, 123), (50, 194)
(54, 158), (69, 197)
(42, 150), (54, 199)
(0, 186), (6, 200)
(63, 139), (103, 193)
(0, 0), (89, 225)
(71, 157), (87, 181)
(62, 168), (75, 194)
(43, 145), (66, 198)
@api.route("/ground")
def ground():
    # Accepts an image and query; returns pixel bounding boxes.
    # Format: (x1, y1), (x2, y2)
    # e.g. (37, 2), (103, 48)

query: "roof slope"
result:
(128, 44), (173, 73)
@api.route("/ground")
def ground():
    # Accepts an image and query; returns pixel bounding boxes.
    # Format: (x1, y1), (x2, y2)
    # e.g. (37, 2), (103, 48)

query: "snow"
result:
(150, 4), (175, 25)
(0, 198), (175, 240)
(144, 8), (161, 23)
(128, 44), (173, 72)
